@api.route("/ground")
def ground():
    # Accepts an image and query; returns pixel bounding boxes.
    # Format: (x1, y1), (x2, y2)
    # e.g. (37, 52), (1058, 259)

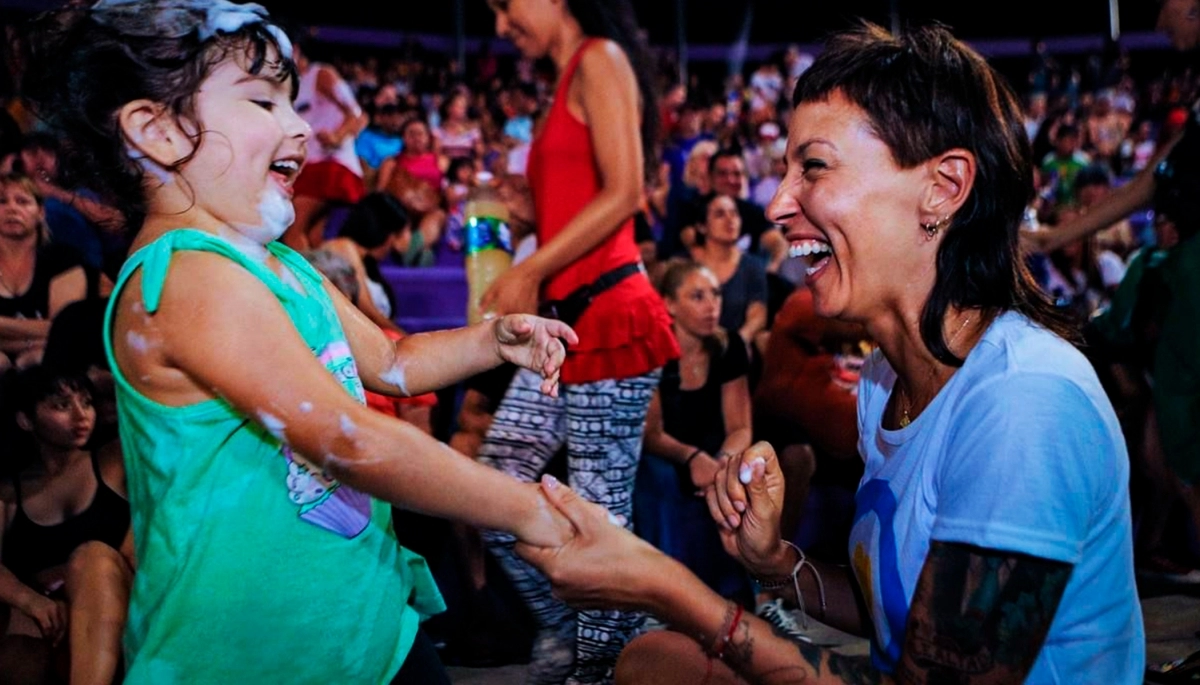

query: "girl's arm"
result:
(119, 252), (571, 547)
(325, 277), (574, 398)
(480, 40), (644, 315)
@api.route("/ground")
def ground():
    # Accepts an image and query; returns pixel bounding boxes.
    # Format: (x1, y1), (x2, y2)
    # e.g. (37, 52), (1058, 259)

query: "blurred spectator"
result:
(16, 133), (125, 275)
(378, 118), (446, 266)
(286, 40), (369, 250)
(435, 90), (485, 167)
(317, 192), (413, 334)
(0, 173), (88, 373)
(690, 193), (768, 354)
(0, 364), (132, 685)
(1040, 122), (1091, 208)
(635, 259), (753, 599)
(356, 103), (407, 191)
(752, 284), (870, 553)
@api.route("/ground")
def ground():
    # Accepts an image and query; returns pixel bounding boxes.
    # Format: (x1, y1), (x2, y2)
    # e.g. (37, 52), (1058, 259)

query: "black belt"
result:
(538, 262), (647, 328)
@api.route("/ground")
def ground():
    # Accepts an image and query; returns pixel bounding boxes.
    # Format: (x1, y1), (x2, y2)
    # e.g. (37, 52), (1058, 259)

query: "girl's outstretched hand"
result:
(494, 314), (579, 397)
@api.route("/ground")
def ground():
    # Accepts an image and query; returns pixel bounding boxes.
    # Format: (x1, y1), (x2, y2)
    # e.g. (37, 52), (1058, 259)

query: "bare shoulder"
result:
(577, 38), (634, 83)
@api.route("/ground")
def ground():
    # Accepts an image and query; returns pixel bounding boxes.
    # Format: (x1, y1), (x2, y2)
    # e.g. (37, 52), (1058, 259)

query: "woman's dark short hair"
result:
(793, 21), (1073, 363)
(20, 1), (297, 231)
(338, 192), (411, 250)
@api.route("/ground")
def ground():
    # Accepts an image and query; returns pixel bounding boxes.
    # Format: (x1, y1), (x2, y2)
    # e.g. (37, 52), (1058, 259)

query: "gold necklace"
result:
(898, 315), (973, 428)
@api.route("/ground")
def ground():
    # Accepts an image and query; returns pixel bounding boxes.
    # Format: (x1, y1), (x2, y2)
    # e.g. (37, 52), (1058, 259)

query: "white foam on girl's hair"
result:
(379, 363), (410, 397)
(126, 330), (152, 353)
(299, 401), (313, 413)
(257, 410), (286, 441)
(339, 413), (358, 437)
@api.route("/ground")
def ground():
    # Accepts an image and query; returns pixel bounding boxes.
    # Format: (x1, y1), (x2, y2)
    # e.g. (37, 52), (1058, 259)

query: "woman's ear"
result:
(118, 99), (194, 168)
(920, 148), (976, 223)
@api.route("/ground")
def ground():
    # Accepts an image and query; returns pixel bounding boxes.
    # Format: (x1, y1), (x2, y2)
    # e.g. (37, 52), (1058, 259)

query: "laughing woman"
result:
(517, 22), (1144, 685)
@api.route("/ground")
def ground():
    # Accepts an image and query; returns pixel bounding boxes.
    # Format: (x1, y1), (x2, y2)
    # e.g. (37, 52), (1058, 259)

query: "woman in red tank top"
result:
(477, 1), (679, 682)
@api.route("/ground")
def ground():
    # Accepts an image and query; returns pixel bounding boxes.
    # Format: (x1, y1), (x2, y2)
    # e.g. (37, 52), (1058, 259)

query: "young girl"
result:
(22, 2), (576, 683)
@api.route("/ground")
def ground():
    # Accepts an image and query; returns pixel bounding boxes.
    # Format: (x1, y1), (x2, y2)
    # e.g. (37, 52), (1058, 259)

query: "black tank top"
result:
(1, 451), (130, 586)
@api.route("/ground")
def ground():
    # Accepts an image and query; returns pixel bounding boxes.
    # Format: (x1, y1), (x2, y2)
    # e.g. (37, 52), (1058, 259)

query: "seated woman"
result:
(690, 193), (769, 358)
(377, 118), (446, 267)
(0, 364), (132, 685)
(317, 192), (412, 335)
(518, 21), (1142, 685)
(0, 173), (89, 374)
(635, 259), (752, 601)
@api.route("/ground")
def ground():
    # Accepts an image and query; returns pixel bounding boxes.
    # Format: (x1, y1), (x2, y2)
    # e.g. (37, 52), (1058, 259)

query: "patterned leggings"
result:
(479, 366), (660, 685)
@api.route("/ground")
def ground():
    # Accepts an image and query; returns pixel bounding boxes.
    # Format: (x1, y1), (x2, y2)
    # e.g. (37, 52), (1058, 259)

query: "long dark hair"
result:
(793, 22), (1076, 365)
(566, 0), (660, 181)
(20, 1), (297, 231)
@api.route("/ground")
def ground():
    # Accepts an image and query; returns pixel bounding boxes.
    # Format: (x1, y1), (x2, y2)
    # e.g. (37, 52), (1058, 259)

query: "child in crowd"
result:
(21, 2), (576, 683)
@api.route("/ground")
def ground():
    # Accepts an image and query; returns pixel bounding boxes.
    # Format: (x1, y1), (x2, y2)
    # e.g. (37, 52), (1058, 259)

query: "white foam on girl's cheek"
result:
(339, 413), (358, 436)
(257, 188), (295, 242)
(379, 363), (410, 396)
(299, 402), (313, 413)
(257, 411), (286, 441)
(229, 188), (294, 247)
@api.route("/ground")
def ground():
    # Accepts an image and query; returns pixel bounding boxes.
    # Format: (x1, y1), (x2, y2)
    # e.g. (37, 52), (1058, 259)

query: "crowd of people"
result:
(0, 0), (1196, 683)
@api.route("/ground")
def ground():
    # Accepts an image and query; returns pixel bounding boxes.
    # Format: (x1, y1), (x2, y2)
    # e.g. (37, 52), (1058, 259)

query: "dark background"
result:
(0, 0), (1167, 44)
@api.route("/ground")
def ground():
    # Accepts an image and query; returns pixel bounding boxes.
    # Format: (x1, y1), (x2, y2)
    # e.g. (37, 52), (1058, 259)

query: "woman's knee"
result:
(66, 542), (130, 592)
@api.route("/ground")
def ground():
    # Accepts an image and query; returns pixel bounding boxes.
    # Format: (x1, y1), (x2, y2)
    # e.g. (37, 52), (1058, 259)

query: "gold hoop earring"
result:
(920, 216), (951, 240)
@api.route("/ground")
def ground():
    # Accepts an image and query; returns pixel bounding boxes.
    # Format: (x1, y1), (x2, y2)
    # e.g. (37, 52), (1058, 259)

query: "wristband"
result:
(685, 448), (704, 466)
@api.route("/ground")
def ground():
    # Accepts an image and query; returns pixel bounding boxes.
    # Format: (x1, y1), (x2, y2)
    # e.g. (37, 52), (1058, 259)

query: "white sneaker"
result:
(755, 598), (813, 644)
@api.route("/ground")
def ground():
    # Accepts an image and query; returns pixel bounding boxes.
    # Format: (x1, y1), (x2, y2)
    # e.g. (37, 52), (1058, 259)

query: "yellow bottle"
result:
(464, 172), (514, 325)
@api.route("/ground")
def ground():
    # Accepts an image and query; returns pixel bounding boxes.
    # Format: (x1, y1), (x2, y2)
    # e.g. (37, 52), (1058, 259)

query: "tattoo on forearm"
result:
(900, 541), (1072, 682)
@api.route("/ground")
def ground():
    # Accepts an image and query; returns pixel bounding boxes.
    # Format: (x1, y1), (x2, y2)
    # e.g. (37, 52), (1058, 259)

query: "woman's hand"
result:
(512, 481), (576, 549)
(705, 442), (793, 578)
(19, 591), (67, 645)
(494, 314), (579, 397)
(480, 264), (541, 316)
(516, 475), (673, 612)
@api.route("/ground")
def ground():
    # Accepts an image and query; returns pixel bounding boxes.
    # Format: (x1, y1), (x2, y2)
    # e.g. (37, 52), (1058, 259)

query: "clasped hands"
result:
(515, 442), (793, 610)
